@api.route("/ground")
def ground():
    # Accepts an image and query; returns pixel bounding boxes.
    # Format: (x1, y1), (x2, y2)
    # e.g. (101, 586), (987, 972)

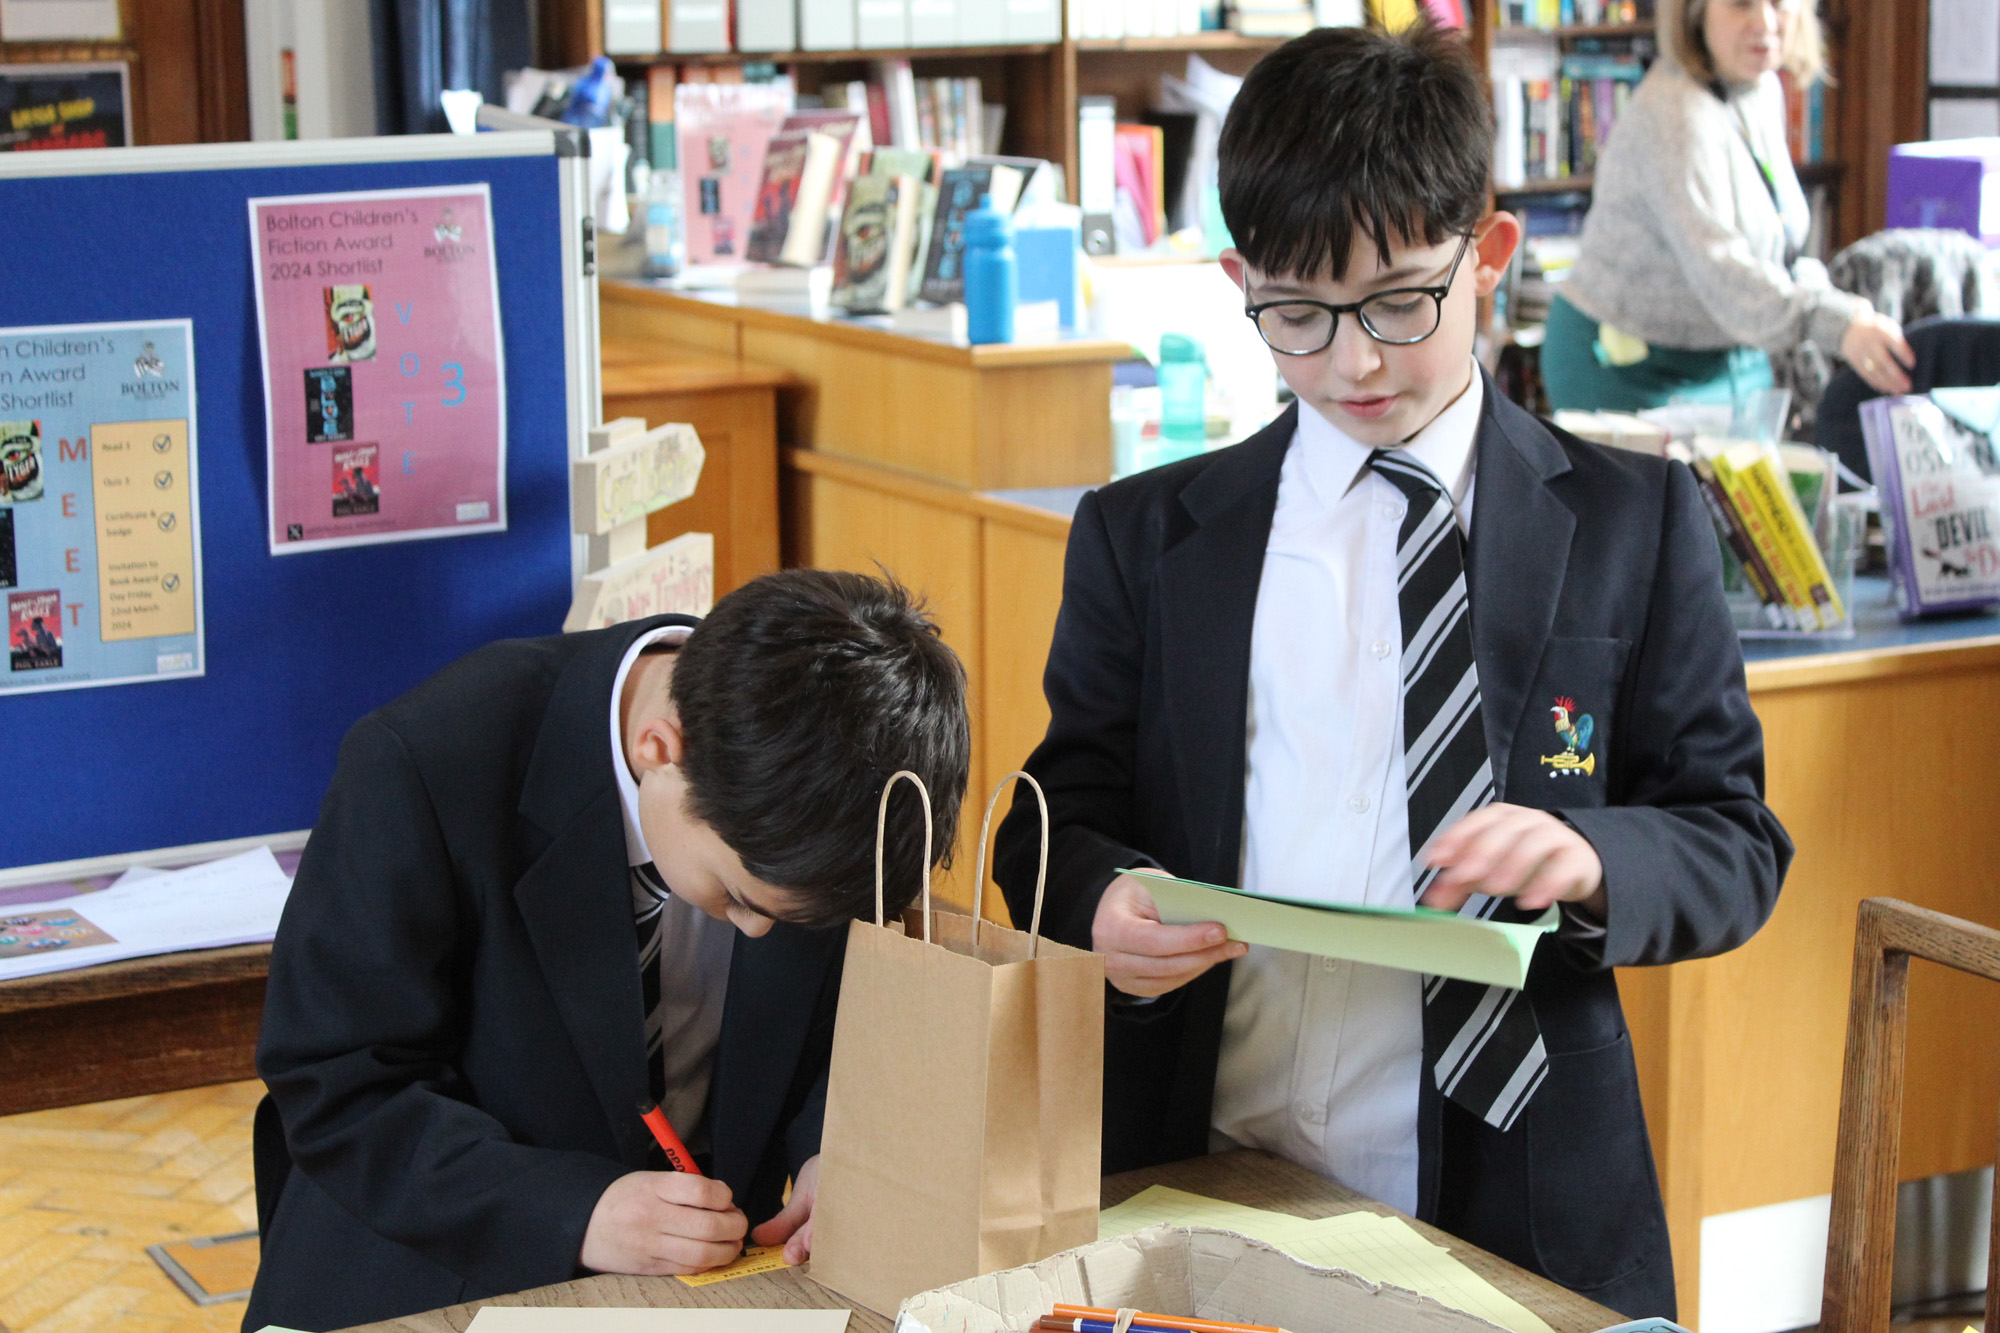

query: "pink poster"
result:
(249, 185), (507, 554)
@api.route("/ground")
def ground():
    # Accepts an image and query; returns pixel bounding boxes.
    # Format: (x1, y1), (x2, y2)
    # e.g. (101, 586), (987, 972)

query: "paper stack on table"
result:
(1136, 871), (1556, 989)
(1097, 1185), (1554, 1333)
(0, 847), (292, 981)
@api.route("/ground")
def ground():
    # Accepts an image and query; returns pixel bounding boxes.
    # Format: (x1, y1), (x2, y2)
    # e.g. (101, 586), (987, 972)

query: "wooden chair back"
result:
(1821, 897), (2000, 1333)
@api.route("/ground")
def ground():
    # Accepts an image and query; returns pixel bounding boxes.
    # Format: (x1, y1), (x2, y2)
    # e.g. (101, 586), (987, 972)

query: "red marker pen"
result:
(638, 1100), (701, 1175)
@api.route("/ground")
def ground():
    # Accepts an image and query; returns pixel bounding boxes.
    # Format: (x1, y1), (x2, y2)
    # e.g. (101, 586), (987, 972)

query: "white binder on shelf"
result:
(908, 0), (958, 45)
(736, 0), (799, 50)
(1007, 0), (1062, 40)
(603, 0), (664, 52)
(961, 0), (1008, 42)
(800, 0), (859, 47)
(666, 0), (730, 52)
(857, 0), (911, 46)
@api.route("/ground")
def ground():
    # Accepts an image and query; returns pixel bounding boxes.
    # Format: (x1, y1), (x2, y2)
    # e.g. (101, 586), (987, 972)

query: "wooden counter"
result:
(600, 281), (1131, 491)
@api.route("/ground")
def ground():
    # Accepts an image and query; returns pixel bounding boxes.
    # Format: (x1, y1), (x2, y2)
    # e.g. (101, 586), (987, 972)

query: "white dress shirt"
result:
(611, 625), (736, 1154)
(1210, 366), (1484, 1215)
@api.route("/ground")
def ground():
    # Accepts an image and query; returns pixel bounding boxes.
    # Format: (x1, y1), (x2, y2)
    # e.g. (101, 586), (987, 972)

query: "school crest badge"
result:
(1541, 695), (1596, 777)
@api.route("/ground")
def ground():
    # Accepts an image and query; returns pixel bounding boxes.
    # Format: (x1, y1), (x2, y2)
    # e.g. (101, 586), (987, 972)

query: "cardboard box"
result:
(892, 1226), (1512, 1333)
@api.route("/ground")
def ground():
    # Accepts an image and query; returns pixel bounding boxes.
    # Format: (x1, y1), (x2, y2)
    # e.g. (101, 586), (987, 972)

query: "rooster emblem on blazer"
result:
(1541, 696), (1596, 777)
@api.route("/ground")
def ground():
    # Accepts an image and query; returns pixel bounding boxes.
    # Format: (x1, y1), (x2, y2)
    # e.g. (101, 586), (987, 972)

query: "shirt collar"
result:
(611, 624), (693, 869)
(1291, 359), (1484, 527)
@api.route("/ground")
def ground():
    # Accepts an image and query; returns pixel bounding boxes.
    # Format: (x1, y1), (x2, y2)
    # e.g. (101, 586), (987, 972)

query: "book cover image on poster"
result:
(0, 320), (203, 697)
(250, 186), (507, 554)
(332, 443), (380, 516)
(305, 366), (353, 443)
(323, 285), (377, 362)
(9, 588), (61, 672)
(0, 908), (117, 960)
(0, 419), (43, 503)
(0, 62), (129, 151)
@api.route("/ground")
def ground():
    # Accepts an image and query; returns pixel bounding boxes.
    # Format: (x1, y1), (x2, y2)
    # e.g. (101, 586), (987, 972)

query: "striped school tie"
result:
(1369, 449), (1548, 1133)
(632, 860), (672, 1105)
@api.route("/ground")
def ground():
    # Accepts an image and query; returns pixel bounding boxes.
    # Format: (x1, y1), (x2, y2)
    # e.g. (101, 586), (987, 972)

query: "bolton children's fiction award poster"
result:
(0, 320), (203, 697)
(249, 185), (506, 555)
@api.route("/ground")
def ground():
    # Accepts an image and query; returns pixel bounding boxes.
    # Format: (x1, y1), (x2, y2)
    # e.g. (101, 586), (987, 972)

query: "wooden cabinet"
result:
(600, 340), (790, 596)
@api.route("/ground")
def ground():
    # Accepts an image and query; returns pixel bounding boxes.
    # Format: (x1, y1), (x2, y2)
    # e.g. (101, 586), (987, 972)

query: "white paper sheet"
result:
(0, 847), (291, 980)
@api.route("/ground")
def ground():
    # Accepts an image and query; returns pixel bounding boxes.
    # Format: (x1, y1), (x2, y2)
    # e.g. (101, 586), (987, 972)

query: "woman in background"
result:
(1542, 0), (1912, 411)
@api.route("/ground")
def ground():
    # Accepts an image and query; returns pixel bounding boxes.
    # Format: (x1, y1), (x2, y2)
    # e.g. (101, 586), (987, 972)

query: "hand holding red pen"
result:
(577, 1101), (744, 1276)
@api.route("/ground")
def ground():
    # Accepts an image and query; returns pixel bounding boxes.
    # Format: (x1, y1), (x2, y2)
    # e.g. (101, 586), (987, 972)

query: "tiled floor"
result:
(0, 1080), (261, 1333)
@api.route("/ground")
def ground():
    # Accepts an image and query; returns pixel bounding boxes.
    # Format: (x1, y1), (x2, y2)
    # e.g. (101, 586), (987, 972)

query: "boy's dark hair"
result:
(670, 568), (970, 929)
(1218, 19), (1492, 282)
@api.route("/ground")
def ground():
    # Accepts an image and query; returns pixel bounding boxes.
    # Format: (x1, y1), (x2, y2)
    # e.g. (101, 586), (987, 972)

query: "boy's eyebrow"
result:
(1249, 249), (1459, 298)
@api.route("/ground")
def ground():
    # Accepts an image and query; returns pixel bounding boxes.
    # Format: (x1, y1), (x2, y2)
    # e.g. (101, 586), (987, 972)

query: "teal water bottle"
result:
(1158, 333), (1207, 462)
(964, 194), (1017, 346)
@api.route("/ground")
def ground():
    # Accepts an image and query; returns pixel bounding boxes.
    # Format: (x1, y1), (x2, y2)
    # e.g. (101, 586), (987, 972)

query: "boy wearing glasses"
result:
(993, 21), (1786, 1317)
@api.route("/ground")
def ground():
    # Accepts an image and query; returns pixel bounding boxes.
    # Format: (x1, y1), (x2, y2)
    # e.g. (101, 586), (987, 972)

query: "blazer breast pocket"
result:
(1506, 636), (1630, 809)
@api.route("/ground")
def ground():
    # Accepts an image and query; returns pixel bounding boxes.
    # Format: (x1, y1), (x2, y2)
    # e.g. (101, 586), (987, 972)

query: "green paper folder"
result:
(1135, 871), (1558, 989)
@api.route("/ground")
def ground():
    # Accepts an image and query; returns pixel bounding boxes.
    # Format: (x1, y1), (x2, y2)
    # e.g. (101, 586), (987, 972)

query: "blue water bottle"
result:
(964, 194), (1017, 346)
(561, 56), (616, 129)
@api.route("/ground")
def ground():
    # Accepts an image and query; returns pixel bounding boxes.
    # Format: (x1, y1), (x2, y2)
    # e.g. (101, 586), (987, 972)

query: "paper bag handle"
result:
(969, 770), (1049, 960)
(874, 769), (934, 943)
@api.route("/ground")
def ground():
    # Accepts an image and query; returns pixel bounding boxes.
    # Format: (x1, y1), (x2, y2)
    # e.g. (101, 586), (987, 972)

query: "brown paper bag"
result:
(810, 770), (1105, 1316)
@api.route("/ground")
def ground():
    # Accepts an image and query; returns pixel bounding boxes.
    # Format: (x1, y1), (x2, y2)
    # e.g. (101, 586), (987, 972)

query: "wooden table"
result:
(0, 943), (269, 1116)
(337, 1149), (1619, 1333)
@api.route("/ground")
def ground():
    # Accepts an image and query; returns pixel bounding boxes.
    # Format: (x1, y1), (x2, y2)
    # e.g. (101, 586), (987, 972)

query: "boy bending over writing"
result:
(994, 23), (1786, 1317)
(246, 571), (969, 1332)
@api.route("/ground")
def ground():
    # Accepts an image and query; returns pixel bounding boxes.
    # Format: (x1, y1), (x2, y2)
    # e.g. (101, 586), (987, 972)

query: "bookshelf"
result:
(540, 3), (1279, 205)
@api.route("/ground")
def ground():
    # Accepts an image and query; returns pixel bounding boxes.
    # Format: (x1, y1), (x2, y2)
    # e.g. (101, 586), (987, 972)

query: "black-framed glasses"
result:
(1243, 231), (1477, 355)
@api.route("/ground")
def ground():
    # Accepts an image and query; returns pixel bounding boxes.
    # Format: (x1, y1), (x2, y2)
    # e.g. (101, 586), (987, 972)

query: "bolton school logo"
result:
(1541, 695), (1596, 778)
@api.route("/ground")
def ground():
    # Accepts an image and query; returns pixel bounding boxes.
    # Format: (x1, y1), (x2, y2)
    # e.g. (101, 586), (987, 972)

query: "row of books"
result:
(1558, 413), (1848, 632)
(1693, 440), (1846, 632)
(1070, 0), (1223, 38)
(1490, 40), (1649, 187)
(1494, 0), (1651, 26)
(822, 71), (1002, 165)
(605, 0), (1061, 56)
(825, 155), (1039, 313)
(1779, 70), (1827, 165)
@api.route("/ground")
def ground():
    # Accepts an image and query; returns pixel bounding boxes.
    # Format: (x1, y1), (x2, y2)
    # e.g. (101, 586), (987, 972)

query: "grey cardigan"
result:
(1561, 60), (1868, 356)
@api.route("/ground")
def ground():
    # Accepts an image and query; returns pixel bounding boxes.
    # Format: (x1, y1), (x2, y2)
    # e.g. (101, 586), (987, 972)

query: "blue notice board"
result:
(0, 133), (593, 871)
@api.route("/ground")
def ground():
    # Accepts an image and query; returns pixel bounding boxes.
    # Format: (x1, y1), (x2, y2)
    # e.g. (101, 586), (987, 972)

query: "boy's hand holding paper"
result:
(1092, 870), (1249, 997)
(1095, 803), (1597, 997)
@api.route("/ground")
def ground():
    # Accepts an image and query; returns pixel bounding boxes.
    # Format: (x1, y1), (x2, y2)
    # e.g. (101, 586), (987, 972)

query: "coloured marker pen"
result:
(637, 1100), (700, 1175)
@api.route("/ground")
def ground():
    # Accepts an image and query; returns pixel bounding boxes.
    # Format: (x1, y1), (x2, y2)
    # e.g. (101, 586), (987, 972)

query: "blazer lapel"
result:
(512, 615), (702, 1162)
(1467, 379), (1575, 798)
(1153, 406), (1293, 882)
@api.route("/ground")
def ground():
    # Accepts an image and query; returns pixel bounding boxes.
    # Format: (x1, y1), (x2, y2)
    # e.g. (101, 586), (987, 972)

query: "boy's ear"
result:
(1471, 213), (1523, 298)
(629, 703), (687, 775)
(1218, 248), (1248, 294)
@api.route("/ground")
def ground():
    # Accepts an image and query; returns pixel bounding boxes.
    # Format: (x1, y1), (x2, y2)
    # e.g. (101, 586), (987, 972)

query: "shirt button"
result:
(1348, 794), (1371, 814)
(1320, 956), (1339, 973)
(1371, 640), (1392, 660)
(1295, 1100), (1327, 1126)
(1380, 501), (1403, 519)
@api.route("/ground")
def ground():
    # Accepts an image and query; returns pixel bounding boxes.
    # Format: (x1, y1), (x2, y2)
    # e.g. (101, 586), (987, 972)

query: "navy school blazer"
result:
(992, 376), (1790, 1318)
(244, 616), (846, 1333)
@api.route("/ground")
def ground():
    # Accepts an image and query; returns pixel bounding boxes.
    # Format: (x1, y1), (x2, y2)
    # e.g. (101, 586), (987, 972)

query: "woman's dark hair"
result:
(669, 569), (970, 929)
(1218, 19), (1493, 282)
